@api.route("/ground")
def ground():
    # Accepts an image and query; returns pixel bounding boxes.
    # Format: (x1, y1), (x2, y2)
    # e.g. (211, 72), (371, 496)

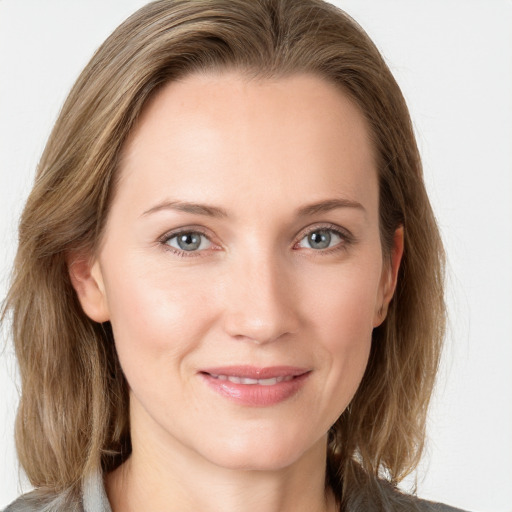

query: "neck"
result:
(106, 405), (337, 512)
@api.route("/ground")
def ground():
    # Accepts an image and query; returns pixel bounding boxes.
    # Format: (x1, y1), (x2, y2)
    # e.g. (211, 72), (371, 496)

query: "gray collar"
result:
(82, 470), (112, 512)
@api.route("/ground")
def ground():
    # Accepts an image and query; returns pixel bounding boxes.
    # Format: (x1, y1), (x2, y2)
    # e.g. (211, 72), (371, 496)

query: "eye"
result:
(297, 228), (343, 250)
(165, 231), (212, 252)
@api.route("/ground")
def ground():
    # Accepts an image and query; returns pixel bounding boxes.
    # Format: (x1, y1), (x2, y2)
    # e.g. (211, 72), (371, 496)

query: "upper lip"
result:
(200, 366), (310, 379)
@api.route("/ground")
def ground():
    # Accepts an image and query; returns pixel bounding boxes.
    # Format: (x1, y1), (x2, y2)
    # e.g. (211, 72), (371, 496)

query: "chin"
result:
(209, 450), (302, 472)
(195, 430), (324, 472)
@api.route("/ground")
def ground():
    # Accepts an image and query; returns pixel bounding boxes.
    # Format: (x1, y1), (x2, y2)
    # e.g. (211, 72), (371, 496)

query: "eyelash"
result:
(158, 227), (214, 258)
(294, 224), (354, 255)
(158, 224), (354, 258)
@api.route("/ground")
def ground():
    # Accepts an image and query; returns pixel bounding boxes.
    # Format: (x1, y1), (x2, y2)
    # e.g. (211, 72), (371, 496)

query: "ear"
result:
(68, 253), (110, 323)
(373, 226), (404, 327)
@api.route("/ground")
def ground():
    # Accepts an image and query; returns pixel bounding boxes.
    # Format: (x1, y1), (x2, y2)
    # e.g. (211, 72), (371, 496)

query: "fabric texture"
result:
(81, 471), (111, 512)
(2, 471), (110, 512)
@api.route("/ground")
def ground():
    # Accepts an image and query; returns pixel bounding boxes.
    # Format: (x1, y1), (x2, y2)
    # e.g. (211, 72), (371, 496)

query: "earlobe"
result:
(68, 254), (110, 323)
(374, 226), (404, 327)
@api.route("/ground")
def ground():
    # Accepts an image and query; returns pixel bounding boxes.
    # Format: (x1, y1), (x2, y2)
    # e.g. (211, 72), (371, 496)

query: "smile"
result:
(199, 366), (311, 406)
(208, 374), (294, 385)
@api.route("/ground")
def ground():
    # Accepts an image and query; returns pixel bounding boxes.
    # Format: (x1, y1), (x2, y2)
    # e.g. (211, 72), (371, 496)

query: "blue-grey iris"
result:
(308, 230), (331, 249)
(177, 232), (202, 251)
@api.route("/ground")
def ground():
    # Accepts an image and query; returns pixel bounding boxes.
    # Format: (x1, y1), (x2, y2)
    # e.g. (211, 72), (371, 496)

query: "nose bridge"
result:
(222, 244), (298, 344)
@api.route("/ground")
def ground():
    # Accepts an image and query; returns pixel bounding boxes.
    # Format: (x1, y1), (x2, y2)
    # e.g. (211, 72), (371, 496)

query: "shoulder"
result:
(380, 483), (469, 512)
(2, 487), (83, 512)
(345, 477), (470, 512)
(413, 497), (469, 512)
(2, 470), (110, 512)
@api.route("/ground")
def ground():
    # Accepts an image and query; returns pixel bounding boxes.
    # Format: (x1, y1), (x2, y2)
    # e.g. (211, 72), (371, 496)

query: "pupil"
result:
(178, 233), (201, 251)
(309, 230), (331, 249)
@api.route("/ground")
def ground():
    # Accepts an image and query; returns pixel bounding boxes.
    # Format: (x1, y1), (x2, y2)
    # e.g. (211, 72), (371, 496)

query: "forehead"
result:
(116, 71), (377, 217)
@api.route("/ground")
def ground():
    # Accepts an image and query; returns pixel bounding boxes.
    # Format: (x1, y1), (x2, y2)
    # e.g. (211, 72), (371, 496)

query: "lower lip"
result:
(200, 372), (310, 407)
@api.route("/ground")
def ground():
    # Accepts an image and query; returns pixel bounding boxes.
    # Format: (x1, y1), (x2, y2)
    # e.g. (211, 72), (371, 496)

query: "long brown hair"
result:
(3, 0), (445, 508)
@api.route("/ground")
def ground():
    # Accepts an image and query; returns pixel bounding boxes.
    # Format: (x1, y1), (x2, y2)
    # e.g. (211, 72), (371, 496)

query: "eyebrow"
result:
(141, 197), (365, 219)
(141, 200), (228, 218)
(296, 198), (366, 217)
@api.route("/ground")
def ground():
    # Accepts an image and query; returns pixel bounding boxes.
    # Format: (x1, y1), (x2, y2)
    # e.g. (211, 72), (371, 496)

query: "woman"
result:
(2, 0), (467, 511)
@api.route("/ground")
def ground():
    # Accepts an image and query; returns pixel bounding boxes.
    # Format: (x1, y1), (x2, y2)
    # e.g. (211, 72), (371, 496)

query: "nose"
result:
(221, 250), (300, 345)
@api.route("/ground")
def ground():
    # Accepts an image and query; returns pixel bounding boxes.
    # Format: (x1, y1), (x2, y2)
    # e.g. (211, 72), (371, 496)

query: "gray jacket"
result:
(2, 471), (109, 512)
(3, 471), (468, 512)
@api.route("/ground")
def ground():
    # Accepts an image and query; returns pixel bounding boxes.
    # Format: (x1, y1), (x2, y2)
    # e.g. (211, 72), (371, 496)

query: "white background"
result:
(1, 1), (511, 511)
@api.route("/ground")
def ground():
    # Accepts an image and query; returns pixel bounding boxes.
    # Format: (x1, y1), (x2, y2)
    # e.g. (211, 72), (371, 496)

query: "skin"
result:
(71, 71), (403, 512)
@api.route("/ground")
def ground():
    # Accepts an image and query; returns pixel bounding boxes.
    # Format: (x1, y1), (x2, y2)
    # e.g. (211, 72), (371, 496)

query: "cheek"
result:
(308, 258), (381, 341)
(304, 259), (381, 405)
(100, 257), (221, 424)
(101, 254), (217, 363)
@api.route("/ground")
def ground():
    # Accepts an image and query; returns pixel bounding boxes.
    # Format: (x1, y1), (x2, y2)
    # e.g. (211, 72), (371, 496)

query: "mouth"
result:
(199, 366), (311, 406)
(207, 374), (295, 386)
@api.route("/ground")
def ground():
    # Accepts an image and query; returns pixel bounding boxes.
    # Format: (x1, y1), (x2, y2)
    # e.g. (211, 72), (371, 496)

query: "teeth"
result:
(209, 374), (295, 385)
(239, 377), (258, 384)
(259, 377), (278, 386)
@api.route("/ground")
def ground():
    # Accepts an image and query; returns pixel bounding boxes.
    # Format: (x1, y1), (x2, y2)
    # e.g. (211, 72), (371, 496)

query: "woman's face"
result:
(74, 72), (401, 471)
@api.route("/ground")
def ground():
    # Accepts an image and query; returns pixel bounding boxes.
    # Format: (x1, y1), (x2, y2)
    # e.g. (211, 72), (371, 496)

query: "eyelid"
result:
(293, 223), (355, 251)
(296, 223), (354, 242)
(158, 226), (220, 257)
(157, 222), (355, 258)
